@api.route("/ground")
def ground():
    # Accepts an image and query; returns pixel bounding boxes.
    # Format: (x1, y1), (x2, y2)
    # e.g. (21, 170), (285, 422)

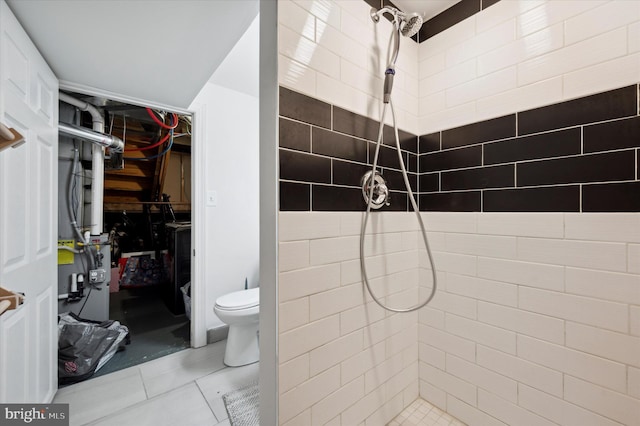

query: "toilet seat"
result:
(215, 287), (259, 311)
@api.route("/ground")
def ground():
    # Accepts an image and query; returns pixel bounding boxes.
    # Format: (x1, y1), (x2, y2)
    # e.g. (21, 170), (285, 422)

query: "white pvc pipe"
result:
(59, 93), (105, 236)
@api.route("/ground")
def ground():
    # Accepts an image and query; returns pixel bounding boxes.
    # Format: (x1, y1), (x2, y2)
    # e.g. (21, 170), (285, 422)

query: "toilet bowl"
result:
(214, 287), (259, 367)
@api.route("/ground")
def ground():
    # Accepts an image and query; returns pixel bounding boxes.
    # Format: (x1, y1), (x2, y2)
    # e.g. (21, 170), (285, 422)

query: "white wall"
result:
(190, 73), (259, 331)
(418, 0), (640, 134)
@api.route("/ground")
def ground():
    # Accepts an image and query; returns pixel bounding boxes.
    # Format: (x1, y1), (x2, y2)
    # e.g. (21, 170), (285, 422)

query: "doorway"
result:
(57, 91), (194, 377)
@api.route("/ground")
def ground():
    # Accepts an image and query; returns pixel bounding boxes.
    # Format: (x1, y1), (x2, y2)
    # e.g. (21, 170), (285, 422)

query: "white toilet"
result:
(214, 287), (259, 367)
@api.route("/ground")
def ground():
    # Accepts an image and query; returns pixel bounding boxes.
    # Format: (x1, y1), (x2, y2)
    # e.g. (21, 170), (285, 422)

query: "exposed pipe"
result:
(59, 92), (106, 236)
(58, 122), (123, 152)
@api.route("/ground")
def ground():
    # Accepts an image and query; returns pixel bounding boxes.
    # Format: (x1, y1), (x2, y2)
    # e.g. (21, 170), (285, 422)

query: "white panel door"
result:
(0, 0), (58, 403)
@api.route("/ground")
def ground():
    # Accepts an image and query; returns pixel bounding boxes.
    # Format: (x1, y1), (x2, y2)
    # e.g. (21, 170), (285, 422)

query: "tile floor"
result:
(388, 399), (466, 426)
(54, 340), (258, 426)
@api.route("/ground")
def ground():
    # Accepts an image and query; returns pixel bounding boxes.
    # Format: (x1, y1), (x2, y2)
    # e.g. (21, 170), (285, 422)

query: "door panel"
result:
(0, 0), (58, 403)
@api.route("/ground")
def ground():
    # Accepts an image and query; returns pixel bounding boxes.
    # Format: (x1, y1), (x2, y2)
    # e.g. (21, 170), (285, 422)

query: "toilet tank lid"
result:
(215, 287), (259, 309)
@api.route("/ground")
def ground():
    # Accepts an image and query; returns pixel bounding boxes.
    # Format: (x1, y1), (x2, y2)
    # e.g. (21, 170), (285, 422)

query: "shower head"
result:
(370, 6), (424, 38)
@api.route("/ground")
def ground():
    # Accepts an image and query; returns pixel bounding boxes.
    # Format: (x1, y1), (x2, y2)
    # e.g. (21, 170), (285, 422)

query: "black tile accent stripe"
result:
(518, 86), (637, 136)
(279, 84), (640, 212)
(280, 87), (331, 128)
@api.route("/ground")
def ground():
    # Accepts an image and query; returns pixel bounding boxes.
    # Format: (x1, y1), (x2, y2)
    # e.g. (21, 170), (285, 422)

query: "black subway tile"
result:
(408, 153), (418, 173)
(312, 127), (368, 163)
(584, 117), (640, 153)
(517, 151), (635, 187)
(442, 114), (516, 149)
(419, 173), (440, 193)
(312, 185), (365, 211)
(483, 186), (579, 212)
(333, 160), (370, 187)
(279, 150), (331, 183)
(280, 87), (331, 128)
(280, 182), (310, 211)
(419, 191), (481, 212)
(482, 0), (501, 9)
(382, 169), (418, 193)
(442, 164), (514, 191)
(420, 145), (482, 173)
(364, 0), (382, 9)
(583, 181), (640, 212)
(373, 143), (405, 170)
(418, 0), (481, 41)
(333, 107), (380, 141)
(383, 125), (418, 153)
(518, 85), (637, 136)
(386, 191), (409, 211)
(279, 118), (310, 152)
(484, 128), (581, 165)
(420, 132), (440, 154)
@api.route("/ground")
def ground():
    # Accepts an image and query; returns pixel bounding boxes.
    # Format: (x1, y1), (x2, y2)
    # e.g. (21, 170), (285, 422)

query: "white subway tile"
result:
(564, 0), (640, 46)
(279, 263), (340, 302)
(282, 409), (311, 426)
(446, 67), (517, 108)
(293, 0), (341, 30)
(445, 20), (516, 67)
(477, 213), (564, 238)
(563, 53), (640, 101)
(445, 313), (516, 354)
(419, 90), (447, 116)
(419, 59), (477, 97)
(340, 300), (386, 335)
(630, 244), (640, 274)
(516, 1), (608, 38)
(478, 301), (564, 344)
(565, 267), (640, 305)
(279, 0), (316, 42)
(446, 354), (518, 403)
(309, 329), (362, 377)
(385, 362), (418, 400)
(475, 76), (563, 123)
(310, 375), (365, 426)
(340, 385), (386, 426)
(419, 306), (445, 329)
(518, 383), (623, 426)
(316, 72), (379, 120)
(630, 367), (640, 399)
(279, 365), (341, 423)
(363, 314), (404, 348)
(309, 282), (365, 321)
(402, 342), (419, 368)
(419, 343), (446, 369)
(566, 322), (640, 368)
(420, 102), (477, 135)
(418, 17), (476, 62)
(476, 0), (544, 33)
(419, 52), (446, 79)
(337, 0), (374, 27)
(365, 392), (404, 426)
(420, 363), (477, 406)
(419, 324), (476, 362)
(477, 345), (563, 397)
(280, 297), (310, 333)
(518, 27), (627, 86)
(632, 305), (640, 337)
(340, 58), (382, 99)
(365, 352), (404, 394)
(420, 381), (447, 411)
(478, 388), (558, 426)
(279, 354), (310, 394)
(280, 314), (340, 362)
(517, 334), (627, 393)
(447, 274), (518, 307)
(428, 287), (478, 320)
(564, 375), (640, 426)
(477, 256), (564, 291)
(316, 22), (371, 72)
(279, 55), (317, 97)
(386, 324), (418, 358)
(445, 233), (517, 259)
(630, 21), (640, 53)
(279, 25), (340, 81)
(279, 212), (341, 241)
(517, 237), (627, 272)
(478, 23), (564, 76)
(341, 341), (386, 385)
(446, 395), (508, 426)
(519, 286), (628, 332)
(279, 240), (310, 272)
(309, 235), (359, 265)
(422, 251), (477, 276)
(363, 232), (404, 257)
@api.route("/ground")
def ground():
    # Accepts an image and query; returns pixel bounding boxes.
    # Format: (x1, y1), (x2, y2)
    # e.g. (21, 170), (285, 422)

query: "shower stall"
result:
(276, 0), (640, 425)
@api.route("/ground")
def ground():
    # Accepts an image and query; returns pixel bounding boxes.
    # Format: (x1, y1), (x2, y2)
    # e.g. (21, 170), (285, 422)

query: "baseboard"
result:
(207, 324), (229, 344)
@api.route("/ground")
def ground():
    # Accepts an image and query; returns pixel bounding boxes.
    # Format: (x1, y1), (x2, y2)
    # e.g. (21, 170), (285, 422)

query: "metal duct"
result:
(58, 122), (124, 152)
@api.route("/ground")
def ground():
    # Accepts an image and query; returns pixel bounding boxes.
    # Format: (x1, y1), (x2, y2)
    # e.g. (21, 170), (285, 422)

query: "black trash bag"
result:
(58, 313), (130, 385)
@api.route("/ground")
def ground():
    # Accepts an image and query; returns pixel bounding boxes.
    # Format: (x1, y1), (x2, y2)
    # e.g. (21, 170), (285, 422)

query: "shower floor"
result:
(388, 399), (466, 426)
